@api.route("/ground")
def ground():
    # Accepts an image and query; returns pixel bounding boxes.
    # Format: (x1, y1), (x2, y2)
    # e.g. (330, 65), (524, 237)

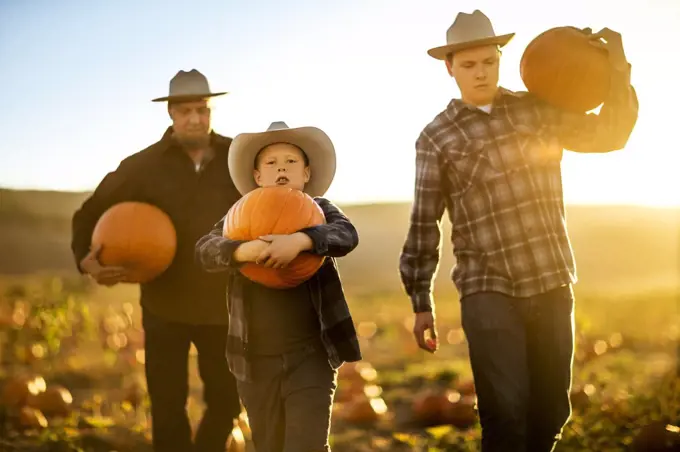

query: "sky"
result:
(1, 0), (678, 206)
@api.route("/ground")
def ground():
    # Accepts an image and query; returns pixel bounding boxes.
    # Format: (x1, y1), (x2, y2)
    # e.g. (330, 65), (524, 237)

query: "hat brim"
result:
(427, 33), (515, 60)
(228, 126), (336, 198)
(151, 91), (228, 102)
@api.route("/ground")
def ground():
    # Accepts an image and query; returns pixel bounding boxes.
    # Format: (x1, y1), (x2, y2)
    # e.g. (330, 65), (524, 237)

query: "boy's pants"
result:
(237, 343), (338, 452)
(461, 285), (575, 452)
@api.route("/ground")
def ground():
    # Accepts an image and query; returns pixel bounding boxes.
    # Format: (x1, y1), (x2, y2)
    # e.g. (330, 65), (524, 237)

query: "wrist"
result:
(293, 232), (313, 252)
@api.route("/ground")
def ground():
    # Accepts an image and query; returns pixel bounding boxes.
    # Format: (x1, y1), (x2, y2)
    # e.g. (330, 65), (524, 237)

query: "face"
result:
(253, 143), (310, 191)
(168, 99), (212, 149)
(446, 45), (501, 106)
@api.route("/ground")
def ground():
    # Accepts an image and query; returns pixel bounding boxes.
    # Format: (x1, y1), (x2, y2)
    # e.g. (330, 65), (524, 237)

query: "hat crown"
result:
(266, 121), (290, 132)
(446, 10), (498, 45)
(168, 69), (211, 97)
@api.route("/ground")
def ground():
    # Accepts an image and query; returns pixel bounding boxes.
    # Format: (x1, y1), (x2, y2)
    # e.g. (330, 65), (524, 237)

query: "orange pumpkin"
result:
(223, 186), (326, 288)
(92, 202), (177, 283)
(520, 26), (612, 113)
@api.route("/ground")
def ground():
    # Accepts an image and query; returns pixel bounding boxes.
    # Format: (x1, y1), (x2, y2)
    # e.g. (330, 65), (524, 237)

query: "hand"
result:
(413, 312), (439, 353)
(588, 27), (628, 70)
(256, 233), (312, 269)
(233, 239), (269, 263)
(79, 244), (129, 287)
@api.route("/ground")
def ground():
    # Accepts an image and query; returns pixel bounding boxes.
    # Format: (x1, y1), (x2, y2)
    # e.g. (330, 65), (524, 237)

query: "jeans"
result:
(142, 307), (242, 452)
(461, 285), (575, 452)
(236, 343), (338, 452)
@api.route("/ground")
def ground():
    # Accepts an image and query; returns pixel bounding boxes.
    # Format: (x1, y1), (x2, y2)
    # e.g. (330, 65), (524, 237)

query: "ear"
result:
(253, 168), (263, 186)
(303, 166), (311, 184)
(445, 57), (455, 77)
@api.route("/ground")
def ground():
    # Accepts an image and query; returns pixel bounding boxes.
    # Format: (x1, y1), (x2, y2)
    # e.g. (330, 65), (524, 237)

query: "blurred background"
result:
(1, 0), (679, 451)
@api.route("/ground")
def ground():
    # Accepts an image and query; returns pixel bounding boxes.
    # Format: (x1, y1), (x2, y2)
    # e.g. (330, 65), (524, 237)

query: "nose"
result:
(277, 166), (286, 172)
(187, 111), (201, 125)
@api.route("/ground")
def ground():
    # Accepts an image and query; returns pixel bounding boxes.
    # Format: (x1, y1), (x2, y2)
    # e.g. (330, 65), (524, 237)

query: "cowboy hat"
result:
(427, 10), (515, 60)
(228, 121), (336, 198)
(151, 69), (228, 102)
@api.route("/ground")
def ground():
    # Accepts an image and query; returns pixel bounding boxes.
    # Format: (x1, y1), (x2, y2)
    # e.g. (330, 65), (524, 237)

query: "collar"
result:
(447, 86), (522, 119)
(158, 127), (232, 154)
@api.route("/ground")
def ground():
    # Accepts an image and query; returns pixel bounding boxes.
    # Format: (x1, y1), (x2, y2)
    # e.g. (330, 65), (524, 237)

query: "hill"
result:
(1, 188), (678, 297)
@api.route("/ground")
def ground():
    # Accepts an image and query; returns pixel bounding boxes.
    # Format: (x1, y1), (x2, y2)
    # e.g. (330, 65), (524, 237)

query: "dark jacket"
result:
(71, 127), (242, 325)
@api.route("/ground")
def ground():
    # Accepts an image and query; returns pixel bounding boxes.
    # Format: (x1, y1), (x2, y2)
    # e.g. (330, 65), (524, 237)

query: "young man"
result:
(399, 10), (638, 452)
(71, 69), (243, 452)
(195, 121), (362, 452)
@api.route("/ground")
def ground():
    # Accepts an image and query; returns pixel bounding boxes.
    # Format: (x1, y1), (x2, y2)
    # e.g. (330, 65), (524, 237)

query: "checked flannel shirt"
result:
(400, 67), (639, 313)
(195, 197), (362, 382)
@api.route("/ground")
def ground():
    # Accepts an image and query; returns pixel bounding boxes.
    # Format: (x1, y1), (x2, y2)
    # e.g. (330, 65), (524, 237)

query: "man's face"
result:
(446, 45), (501, 107)
(168, 99), (212, 148)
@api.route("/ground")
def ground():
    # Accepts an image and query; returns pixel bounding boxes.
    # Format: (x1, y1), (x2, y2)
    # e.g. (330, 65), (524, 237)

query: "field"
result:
(0, 188), (679, 451)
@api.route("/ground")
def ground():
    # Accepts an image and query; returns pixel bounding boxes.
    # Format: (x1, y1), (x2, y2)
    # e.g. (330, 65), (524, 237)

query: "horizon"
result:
(1, 0), (678, 207)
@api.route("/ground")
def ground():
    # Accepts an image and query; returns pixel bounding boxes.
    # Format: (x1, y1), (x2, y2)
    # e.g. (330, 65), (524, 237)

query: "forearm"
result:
(195, 228), (245, 272)
(555, 64), (639, 153)
(399, 228), (441, 314)
(300, 198), (359, 257)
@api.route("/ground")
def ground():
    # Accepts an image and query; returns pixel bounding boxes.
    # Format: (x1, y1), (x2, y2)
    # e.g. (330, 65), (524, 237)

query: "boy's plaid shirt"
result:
(195, 196), (362, 382)
(400, 71), (638, 313)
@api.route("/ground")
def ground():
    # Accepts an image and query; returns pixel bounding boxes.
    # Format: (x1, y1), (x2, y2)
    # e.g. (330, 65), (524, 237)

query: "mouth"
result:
(275, 176), (289, 185)
(475, 84), (489, 89)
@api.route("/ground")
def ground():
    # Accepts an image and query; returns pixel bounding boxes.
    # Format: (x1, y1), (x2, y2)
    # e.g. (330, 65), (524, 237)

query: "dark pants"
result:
(142, 307), (242, 452)
(461, 285), (575, 452)
(236, 343), (337, 452)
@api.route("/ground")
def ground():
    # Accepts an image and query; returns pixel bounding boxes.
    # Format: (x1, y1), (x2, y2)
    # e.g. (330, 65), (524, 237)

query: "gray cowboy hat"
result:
(228, 121), (336, 198)
(151, 69), (228, 102)
(427, 10), (515, 60)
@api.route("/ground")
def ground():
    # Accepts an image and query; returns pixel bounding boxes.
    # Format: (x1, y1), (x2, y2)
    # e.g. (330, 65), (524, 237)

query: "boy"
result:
(195, 121), (361, 452)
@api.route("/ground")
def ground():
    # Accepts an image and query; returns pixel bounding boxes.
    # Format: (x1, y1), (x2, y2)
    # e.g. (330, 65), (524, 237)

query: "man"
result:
(71, 69), (243, 452)
(400, 10), (638, 452)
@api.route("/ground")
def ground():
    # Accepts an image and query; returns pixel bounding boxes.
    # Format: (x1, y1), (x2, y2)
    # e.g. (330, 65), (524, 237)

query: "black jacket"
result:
(71, 127), (242, 325)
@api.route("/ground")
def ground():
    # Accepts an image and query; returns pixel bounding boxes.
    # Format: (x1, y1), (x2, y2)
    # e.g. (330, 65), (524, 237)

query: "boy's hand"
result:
(234, 239), (269, 263)
(256, 233), (312, 269)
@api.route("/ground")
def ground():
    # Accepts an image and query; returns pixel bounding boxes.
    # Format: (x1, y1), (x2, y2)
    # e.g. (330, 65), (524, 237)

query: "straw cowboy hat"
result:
(427, 10), (515, 60)
(228, 121), (336, 198)
(151, 69), (227, 102)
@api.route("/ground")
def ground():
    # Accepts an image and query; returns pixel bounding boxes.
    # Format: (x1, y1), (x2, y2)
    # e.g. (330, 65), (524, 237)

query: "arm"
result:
(546, 31), (639, 153)
(71, 160), (137, 273)
(194, 216), (247, 273)
(298, 198), (359, 258)
(399, 133), (446, 314)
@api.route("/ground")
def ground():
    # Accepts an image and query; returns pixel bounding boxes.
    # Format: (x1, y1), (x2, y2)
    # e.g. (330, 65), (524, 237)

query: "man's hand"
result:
(413, 311), (439, 353)
(256, 232), (313, 269)
(79, 244), (129, 287)
(233, 239), (269, 263)
(589, 27), (628, 70)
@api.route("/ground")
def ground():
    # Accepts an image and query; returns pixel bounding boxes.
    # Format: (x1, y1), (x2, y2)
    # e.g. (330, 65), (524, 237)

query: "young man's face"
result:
(254, 143), (310, 191)
(446, 45), (501, 107)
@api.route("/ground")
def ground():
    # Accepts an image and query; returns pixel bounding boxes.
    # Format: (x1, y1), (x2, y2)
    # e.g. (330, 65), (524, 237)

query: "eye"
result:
(287, 158), (297, 164)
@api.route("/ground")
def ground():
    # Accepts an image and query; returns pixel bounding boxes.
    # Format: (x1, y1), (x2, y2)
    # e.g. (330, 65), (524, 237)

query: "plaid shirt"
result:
(195, 197), (362, 382)
(400, 68), (639, 313)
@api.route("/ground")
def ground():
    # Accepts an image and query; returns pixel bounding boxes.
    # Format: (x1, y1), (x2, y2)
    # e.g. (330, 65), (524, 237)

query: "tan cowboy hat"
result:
(151, 69), (228, 102)
(228, 121), (336, 198)
(427, 10), (515, 60)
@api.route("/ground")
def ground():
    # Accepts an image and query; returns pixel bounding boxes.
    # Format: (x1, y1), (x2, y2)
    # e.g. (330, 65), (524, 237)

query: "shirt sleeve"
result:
(194, 215), (246, 273)
(70, 160), (137, 273)
(545, 64), (639, 153)
(299, 198), (359, 258)
(399, 132), (446, 313)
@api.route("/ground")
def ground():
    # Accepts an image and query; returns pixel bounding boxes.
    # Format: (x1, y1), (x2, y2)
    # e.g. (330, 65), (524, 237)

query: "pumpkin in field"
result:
(520, 26), (612, 113)
(92, 202), (177, 283)
(223, 186), (326, 289)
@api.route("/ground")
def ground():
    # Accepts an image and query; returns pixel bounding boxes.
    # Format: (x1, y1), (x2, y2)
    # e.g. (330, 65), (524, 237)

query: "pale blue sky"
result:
(1, 0), (678, 205)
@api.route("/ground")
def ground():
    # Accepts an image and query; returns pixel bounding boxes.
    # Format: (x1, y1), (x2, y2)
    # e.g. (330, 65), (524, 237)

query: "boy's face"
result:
(254, 143), (310, 191)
